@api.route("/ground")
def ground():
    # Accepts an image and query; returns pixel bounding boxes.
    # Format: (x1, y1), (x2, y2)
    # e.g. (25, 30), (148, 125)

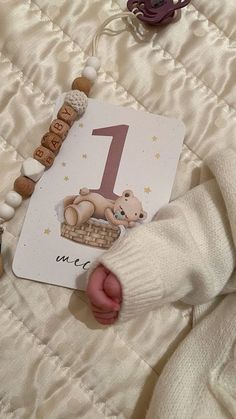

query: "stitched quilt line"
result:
(0, 51), (52, 105)
(0, 300), (133, 419)
(112, 1), (236, 118)
(190, 1), (236, 44)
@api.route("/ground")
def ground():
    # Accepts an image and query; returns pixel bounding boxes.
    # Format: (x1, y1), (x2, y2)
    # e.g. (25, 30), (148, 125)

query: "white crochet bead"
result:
(82, 66), (97, 83)
(86, 56), (101, 71)
(21, 157), (45, 182)
(65, 90), (88, 116)
(0, 203), (15, 221)
(5, 191), (22, 208)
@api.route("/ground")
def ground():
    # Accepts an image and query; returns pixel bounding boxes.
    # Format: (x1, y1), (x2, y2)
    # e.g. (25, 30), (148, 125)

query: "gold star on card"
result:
(144, 187), (152, 194)
(155, 153), (160, 159)
(82, 154), (87, 159)
(44, 228), (51, 235)
(64, 176), (69, 181)
(61, 162), (66, 167)
(79, 123), (84, 128)
(152, 136), (158, 142)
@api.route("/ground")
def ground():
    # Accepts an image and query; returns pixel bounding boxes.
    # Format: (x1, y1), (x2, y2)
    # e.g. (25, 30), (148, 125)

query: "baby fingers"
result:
(94, 313), (118, 325)
(87, 280), (120, 312)
(93, 311), (117, 320)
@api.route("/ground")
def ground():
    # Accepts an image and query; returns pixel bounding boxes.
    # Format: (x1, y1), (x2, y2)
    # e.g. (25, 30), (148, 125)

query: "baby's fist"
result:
(87, 265), (122, 325)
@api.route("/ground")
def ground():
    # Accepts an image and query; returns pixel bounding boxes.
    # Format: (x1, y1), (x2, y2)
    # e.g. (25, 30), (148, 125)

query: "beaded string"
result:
(0, 11), (140, 276)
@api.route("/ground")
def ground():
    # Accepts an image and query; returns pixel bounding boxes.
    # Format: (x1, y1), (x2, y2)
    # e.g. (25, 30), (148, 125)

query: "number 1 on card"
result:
(90, 125), (129, 199)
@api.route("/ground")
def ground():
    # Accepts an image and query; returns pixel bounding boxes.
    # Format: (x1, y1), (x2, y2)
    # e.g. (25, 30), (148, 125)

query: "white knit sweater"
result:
(91, 148), (236, 418)
(97, 148), (236, 322)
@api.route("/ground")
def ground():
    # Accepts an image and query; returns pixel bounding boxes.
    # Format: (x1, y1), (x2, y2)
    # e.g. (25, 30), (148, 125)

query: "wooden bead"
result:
(57, 104), (77, 126)
(14, 176), (35, 199)
(50, 119), (70, 140)
(72, 76), (92, 96)
(41, 132), (62, 155)
(33, 146), (55, 168)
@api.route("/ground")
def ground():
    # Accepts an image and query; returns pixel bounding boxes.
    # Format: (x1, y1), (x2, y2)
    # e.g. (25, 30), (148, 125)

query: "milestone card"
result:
(13, 97), (185, 290)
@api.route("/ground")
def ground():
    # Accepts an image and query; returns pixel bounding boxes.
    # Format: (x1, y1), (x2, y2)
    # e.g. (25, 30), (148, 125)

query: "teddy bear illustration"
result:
(63, 188), (147, 228)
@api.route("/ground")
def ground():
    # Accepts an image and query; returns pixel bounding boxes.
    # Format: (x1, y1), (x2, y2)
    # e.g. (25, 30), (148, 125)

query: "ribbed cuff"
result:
(96, 232), (163, 322)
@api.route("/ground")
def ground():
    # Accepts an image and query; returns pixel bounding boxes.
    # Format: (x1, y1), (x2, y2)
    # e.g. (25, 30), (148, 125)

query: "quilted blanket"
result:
(0, 1), (235, 418)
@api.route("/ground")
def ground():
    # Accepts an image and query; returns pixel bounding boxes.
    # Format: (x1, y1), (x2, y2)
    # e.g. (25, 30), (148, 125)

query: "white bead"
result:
(0, 203), (15, 221)
(21, 157), (45, 182)
(86, 56), (101, 71)
(65, 90), (88, 115)
(5, 191), (22, 208)
(82, 66), (97, 83)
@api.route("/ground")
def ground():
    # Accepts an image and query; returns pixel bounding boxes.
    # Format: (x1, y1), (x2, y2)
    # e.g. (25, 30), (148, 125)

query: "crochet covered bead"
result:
(65, 90), (88, 116)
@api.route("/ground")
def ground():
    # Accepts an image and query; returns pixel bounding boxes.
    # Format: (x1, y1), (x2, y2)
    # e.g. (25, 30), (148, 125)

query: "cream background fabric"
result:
(0, 1), (235, 417)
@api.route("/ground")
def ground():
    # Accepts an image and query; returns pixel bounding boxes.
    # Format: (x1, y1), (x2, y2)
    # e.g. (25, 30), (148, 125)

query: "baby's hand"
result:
(87, 265), (122, 325)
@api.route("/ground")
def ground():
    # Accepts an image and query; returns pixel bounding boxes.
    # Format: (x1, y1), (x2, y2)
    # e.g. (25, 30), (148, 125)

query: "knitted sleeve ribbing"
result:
(93, 149), (236, 321)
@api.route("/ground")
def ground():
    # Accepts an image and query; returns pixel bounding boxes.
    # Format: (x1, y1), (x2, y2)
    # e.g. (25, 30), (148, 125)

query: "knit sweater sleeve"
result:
(91, 149), (236, 322)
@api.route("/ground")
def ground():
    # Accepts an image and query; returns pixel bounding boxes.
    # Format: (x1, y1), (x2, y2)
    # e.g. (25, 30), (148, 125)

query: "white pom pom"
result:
(5, 191), (22, 209)
(65, 90), (88, 115)
(86, 56), (101, 71)
(82, 66), (97, 83)
(0, 203), (15, 221)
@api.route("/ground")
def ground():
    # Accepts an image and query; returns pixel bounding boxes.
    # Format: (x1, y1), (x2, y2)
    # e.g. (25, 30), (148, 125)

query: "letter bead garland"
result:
(49, 119), (70, 140)
(57, 104), (78, 126)
(0, 56), (101, 276)
(41, 133), (62, 155)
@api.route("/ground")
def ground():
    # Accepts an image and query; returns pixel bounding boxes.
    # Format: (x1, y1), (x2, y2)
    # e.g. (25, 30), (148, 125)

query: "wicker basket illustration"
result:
(61, 219), (121, 249)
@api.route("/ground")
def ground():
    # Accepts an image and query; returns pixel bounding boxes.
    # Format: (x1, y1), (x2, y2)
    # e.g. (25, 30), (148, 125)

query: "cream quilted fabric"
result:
(0, 1), (235, 418)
